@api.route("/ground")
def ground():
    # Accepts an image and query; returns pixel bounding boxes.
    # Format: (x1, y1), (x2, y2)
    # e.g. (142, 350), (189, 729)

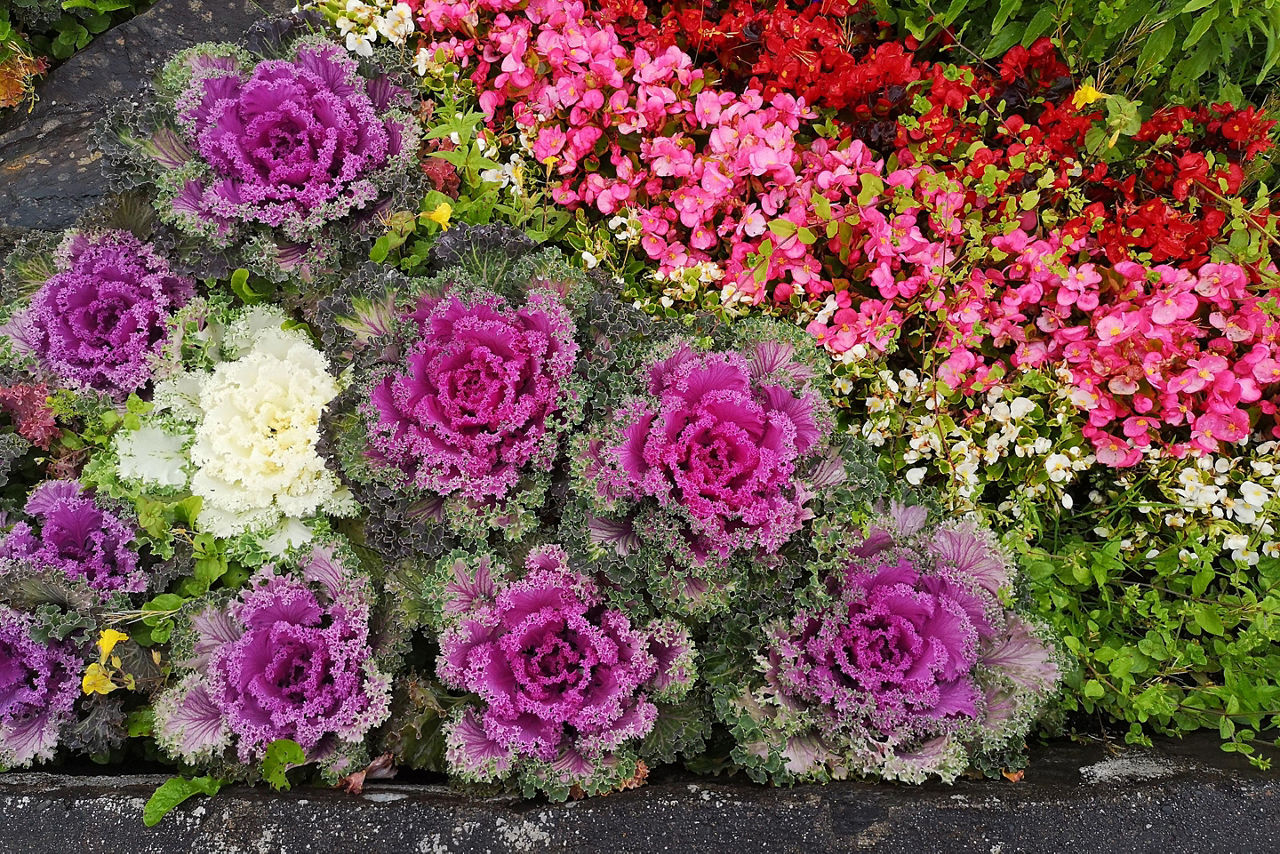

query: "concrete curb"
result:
(2, 737), (1275, 853)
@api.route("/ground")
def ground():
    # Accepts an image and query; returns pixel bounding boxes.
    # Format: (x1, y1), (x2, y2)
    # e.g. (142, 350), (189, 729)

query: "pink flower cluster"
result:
(414, 0), (950, 308)
(952, 231), (1280, 461)
(404, 0), (1280, 465)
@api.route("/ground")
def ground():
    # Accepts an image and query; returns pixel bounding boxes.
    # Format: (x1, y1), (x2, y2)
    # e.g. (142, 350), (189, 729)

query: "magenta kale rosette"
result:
(0, 606), (81, 768)
(17, 231), (193, 398)
(347, 284), (583, 540)
(153, 542), (391, 769)
(717, 504), (1061, 784)
(574, 331), (833, 614)
(367, 291), (579, 500)
(0, 480), (144, 595)
(127, 37), (418, 276)
(430, 545), (695, 798)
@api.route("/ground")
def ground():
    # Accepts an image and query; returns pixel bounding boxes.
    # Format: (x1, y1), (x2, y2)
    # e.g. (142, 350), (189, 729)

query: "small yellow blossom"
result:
(82, 662), (118, 696)
(1071, 83), (1107, 110)
(424, 202), (453, 230)
(97, 628), (130, 660)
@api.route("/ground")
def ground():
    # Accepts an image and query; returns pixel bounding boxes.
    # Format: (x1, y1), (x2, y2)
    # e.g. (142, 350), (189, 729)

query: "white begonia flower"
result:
(1223, 534), (1250, 551)
(1241, 481), (1270, 508)
(581, 250), (600, 269)
(988, 402), (1011, 423)
(115, 424), (192, 489)
(346, 31), (375, 57)
(1061, 493), (1074, 509)
(187, 316), (356, 540)
(1045, 453), (1072, 483)
(905, 467), (927, 486)
(413, 47), (432, 76)
(1009, 397), (1035, 420)
(376, 3), (415, 44)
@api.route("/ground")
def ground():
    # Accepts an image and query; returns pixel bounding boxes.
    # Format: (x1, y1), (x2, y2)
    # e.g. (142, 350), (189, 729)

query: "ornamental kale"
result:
(714, 504), (1061, 784)
(0, 605), (81, 769)
(573, 325), (834, 615)
(154, 541), (391, 772)
(109, 36), (419, 279)
(365, 290), (579, 502)
(0, 480), (145, 594)
(331, 239), (589, 543)
(428, 545), (696, 799)
(16, 231), (193, 398)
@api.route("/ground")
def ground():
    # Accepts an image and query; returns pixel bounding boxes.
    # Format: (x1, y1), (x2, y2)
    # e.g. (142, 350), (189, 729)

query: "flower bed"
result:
(1, 0), (1278, 824)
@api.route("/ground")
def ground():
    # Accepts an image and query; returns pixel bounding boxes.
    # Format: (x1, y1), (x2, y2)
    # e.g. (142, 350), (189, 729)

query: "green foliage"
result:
(881, 0), (1280, 102)
(1021, 536), (1280, 767)
(367, 65), (572, 276)
(261, 739), (307, 791)
(142, 775), (224, 827)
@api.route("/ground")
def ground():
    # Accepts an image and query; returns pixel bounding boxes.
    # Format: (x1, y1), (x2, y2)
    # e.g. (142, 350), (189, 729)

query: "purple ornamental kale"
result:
(0, 480), (144, 594)
(154, 544), (390, 764)
(605, 340), (823, 559)
(436, 546), (692, 784)
(21, 231), (193, 397)
(0, 606), (80, 768)
(365, 291), (579, 501)
(172, 40), (412, 244)
(771, 557), (991, 736)
(750, 505), (1060, 782)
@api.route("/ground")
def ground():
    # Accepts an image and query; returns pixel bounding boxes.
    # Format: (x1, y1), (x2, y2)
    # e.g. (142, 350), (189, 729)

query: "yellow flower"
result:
(97, 628), (130, 660)
(1071, 83), (1107, 110)
(82, 662), (118, 696)
(424, 202), (453, 230)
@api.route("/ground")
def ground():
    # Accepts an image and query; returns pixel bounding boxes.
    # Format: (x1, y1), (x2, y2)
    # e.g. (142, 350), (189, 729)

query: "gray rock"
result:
(0, 0), (295, 232)
(0, 736), (1275, 853)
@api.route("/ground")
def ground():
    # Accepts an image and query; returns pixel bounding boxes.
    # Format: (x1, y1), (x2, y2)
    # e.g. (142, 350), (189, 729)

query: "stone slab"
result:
(0, 0), (295, 232)
(0, 736), (1275, 854)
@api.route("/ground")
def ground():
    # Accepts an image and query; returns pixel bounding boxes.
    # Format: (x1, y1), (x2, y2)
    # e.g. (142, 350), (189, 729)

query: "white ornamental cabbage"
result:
(187, 311), (355, 541)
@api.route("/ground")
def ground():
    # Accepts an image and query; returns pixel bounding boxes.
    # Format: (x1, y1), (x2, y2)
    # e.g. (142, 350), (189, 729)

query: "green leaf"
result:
(1137, 24), (1177, 77)
(991, 0), (1023, 33)
(143, 776), (224, 827)
(143, 593), (185, 614)
(1182, 8), (1219, 50)
(1020, 8), (1056, 47)
(1194, 605), (1225, 636)
(810, 191), (833, 221)
(938, 0), (970, 26)
(261, 739), (307, 791)
(768, 220), (797, 240)
(856, 173), (885, 206)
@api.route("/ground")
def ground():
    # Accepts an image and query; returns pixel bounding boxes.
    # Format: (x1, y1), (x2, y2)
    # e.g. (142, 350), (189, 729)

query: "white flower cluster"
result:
(639, 261), (752, 315)
(857, 368), (1089, 505)
(121, 307), (356, 552)
(1158, 442), (1280, 564)
(305, 1), (415, 57)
